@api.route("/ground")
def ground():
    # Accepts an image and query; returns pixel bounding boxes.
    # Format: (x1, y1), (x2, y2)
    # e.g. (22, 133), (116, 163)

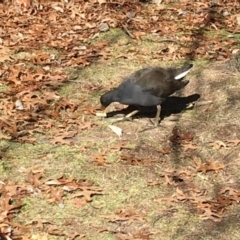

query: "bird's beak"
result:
(96, 105), (107, 117)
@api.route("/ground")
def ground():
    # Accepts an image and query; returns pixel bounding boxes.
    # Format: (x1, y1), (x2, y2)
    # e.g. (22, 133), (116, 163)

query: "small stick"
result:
(146, 37), (181, 45)
(194, 100), (213, 106)
(186, 100), (213, 109)
(122, 24), (135, 39)
(158, 39), (181, 44)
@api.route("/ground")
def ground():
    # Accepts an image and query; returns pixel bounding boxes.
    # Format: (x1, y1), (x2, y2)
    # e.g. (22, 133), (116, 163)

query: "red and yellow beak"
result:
(96, 105), (107, 117)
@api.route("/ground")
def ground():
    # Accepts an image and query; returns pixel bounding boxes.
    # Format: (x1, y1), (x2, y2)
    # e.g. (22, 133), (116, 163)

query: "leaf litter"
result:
(0, 0), (240, 239)
(0, 169), (102, 239)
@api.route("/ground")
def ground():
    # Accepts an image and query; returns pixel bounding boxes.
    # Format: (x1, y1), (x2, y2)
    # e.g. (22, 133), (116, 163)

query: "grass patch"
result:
(96, 28), (129, 45)
(0, 83), (9, 92)
(2, 26), (240, 240)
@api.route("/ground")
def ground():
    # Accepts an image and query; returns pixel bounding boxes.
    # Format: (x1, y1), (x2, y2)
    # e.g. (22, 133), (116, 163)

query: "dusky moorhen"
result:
(100, 64), (193, 126)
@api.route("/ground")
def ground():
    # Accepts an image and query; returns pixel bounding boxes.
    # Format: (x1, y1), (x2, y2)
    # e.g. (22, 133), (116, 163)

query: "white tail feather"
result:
(174, 68), (191, 80)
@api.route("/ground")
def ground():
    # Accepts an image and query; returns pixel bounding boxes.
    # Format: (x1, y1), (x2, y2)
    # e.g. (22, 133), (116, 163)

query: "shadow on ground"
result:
(105, 93), (201, 121)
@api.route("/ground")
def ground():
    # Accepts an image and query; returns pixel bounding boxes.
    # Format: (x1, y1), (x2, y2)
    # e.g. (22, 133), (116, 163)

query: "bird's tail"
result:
(174, 64), (193, 80)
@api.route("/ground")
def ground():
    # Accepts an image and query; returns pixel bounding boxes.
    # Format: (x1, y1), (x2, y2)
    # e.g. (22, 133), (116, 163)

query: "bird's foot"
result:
(148, 119), (160, 127)
(138, 118), (164, 132)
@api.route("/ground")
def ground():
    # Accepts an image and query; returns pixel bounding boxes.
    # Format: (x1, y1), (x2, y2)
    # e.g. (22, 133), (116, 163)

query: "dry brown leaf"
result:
(71, 198), (88, 208)
(198, 203), (223, 222)
(209, 140), (227, 149)
(169, 127), (194, 143)
(26, 170), (43, 187)
(92, 154), (106, 166)
(226, 139), (240, 146)
(195, 160), (225, 173)
(219, 187), (240, 202)
(0, 46), (13, 63)
(69, 186), (103, 202)
(182, 143), (198, 151)
(31, 233), (49, 240)
(47, 186), (64, 203)
(50, 131), (77, 145)
(101, 209), (145, 224)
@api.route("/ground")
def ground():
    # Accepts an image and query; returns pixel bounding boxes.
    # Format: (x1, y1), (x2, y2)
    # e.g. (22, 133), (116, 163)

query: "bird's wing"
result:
(129, 67), (171, 96)
(128, 67), (189, 97)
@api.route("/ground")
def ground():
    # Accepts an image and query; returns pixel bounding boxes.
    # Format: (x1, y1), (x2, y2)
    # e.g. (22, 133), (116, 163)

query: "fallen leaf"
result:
(108, 125), (122, 137)
(194, 158), (225, 173)
(169, 127), (194, 143)
(209, 140), (227, 149)
(226, 139), (240, 146)
(92, 154), (106, 166)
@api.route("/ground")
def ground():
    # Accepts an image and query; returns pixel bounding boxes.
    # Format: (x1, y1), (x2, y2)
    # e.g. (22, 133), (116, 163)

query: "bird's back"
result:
(127, 67), (189, 97)
(110, 65), (191, 107)
(116, 70), (164, 107)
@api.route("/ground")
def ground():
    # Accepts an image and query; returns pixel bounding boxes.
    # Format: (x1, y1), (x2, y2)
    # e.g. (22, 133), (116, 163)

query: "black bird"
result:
(100, 64), (193, 126)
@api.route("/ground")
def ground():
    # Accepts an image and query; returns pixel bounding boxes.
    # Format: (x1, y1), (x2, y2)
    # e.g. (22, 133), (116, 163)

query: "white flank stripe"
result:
(174, 68), (191, 80)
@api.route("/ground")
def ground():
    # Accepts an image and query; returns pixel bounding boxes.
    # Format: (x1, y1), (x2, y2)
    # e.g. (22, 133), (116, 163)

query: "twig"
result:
(158, 39), (181, 44)
(64, 75), (79, 82)
(146, 37), (181, 45)
(194, 100), (213, 107)
(122, 24), (135, 39)
(152, 209), (177, 226)
(186, 100), (213, 109)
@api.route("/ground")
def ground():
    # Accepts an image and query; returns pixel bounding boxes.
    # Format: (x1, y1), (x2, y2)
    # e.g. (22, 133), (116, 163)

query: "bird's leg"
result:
(113, 109), (139, 123)
(155, 105), (161, 126)
(139, 105), (162, 132)
(148, 105), (161, 127)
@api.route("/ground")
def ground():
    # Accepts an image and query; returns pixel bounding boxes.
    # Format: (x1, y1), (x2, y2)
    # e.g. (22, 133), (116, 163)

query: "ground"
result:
(1, 1), (240, 240)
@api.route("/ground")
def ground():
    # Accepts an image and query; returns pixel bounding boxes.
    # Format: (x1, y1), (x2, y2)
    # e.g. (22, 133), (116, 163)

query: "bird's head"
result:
(100, 91), (114, 111)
